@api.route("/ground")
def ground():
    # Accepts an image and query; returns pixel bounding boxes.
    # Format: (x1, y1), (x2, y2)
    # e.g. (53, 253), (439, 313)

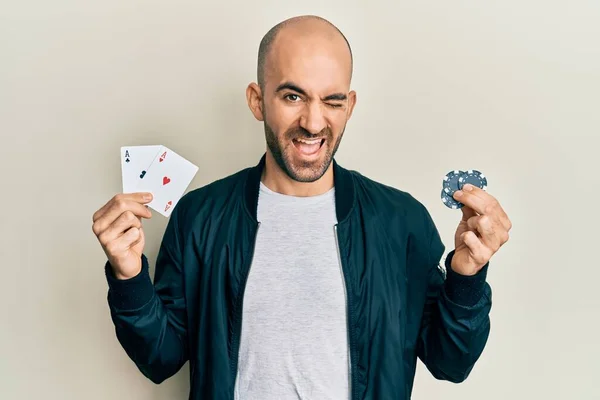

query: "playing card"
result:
(120, 145), (162, 194)
(135, 145), (199, 217)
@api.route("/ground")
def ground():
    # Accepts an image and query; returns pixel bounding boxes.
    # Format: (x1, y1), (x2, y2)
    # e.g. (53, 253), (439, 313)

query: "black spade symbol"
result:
(140, 170), (146, 179)
(126, 158), (130, 163)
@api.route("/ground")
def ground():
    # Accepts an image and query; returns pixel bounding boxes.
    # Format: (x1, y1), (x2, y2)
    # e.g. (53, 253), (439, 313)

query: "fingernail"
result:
(455, 190), (463, 197)
(464, 184), (473, 191)
(144, 193), (153, 200)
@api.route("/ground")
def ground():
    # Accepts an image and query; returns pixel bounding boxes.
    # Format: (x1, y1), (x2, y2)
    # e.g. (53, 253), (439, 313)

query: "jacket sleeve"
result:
(416, 208), (492, 383)
(104, 205), (188, 384)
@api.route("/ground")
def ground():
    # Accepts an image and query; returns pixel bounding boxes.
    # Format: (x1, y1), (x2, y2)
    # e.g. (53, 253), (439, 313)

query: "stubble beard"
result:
(263, 110), (344, 183)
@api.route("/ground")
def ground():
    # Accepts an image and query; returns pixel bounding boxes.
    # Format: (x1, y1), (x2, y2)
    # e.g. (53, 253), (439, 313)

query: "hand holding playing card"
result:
(92, 192), (154, 280)
(96, 144), (197, 278)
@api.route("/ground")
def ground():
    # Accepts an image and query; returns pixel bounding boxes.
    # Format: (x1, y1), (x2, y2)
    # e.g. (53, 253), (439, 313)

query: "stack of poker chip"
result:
(441, 170), (488, 209)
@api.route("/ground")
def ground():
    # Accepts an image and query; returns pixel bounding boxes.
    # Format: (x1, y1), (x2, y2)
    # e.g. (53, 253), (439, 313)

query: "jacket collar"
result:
(244, 153), (356, 223)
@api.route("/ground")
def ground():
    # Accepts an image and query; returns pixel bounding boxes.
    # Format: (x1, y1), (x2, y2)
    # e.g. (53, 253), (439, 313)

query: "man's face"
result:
(260, 33), (356, 182)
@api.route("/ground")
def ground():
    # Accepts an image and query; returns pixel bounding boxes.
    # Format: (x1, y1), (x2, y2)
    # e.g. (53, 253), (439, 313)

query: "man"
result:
(92, 15), (511, 400)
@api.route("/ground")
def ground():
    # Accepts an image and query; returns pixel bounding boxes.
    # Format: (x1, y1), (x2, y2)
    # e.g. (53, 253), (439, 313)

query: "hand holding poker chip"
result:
(441, 169), (488, 209)
(440, 169), (512, 276)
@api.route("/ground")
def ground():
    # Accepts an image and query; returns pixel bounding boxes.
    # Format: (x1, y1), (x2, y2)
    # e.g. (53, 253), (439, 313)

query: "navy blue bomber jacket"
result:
(105, 154), (492, 399)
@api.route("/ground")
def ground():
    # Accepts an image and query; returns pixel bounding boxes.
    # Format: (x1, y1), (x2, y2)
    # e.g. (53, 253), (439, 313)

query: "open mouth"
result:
(292, 137), (325, 156)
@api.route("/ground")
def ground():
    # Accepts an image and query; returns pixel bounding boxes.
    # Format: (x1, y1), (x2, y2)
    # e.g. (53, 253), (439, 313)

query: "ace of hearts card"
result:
(134, 146), (199, 217)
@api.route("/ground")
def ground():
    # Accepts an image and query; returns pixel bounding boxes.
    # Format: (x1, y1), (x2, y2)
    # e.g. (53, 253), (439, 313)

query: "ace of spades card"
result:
(120, 145), (162, 194)
(134, 146), (199, 217)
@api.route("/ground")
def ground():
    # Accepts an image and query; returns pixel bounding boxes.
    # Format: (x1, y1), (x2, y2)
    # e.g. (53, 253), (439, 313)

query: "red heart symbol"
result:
(163, 176), (171, 185)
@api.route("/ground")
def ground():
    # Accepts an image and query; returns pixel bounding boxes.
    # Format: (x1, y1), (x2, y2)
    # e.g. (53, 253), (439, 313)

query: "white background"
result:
(1, 1), (599, 399)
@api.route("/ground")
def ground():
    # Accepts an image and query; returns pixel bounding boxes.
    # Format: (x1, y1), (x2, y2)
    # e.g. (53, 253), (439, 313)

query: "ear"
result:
(346, 90), (357, 120)
(246, 83), (264, 121)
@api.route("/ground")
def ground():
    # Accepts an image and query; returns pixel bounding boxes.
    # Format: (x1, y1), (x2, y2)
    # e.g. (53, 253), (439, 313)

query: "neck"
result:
(261, 150), (334, 197)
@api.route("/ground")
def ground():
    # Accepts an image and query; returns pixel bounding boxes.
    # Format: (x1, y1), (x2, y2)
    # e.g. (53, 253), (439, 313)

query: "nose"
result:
(299, 102), (328, 135)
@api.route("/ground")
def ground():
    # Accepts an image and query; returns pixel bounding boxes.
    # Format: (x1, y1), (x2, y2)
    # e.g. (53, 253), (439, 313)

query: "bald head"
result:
(245, 15), (358, 187)
(257, 16), (353, 90)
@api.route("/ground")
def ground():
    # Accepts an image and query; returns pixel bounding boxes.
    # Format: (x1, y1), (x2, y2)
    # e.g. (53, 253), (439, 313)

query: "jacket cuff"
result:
(443, 249), (489, 307)
(105, 254), (154, 310)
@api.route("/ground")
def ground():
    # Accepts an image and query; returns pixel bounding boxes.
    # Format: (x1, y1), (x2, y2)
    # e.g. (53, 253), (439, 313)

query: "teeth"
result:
(296, 138), (321, 144)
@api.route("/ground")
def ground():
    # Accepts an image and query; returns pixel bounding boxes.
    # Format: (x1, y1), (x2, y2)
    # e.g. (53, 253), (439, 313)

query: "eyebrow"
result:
(275, 81), (347, 102)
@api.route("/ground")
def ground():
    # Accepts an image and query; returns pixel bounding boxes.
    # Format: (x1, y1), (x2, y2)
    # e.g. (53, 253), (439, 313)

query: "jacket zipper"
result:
(231, 221), (261, 397)
(335, 224), (354, 400)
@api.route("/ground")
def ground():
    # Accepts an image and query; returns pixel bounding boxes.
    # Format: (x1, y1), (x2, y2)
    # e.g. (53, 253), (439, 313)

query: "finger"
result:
(461, 231), (492, 266)
(129, 225), (145, 249)
(495, 213), (512, 234)
(497, 207), (512, 232)
(94, 203), (148, 238)
(460, 204), (478, 221)
(467, 215), (502, 251)
(459, 184), (490, 200)
(458, 185), (512, 231)
(97, 192), (153, 221)
(93, 192), (153, 222)
(97, 211), (142, 246)
(93, 198), (152, 235)
(122, 226), (142, 249)
(106, 227), (141, 256)
(454, 185), (499, 216)
(469, 186), (511, 231)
